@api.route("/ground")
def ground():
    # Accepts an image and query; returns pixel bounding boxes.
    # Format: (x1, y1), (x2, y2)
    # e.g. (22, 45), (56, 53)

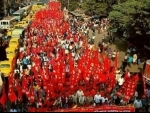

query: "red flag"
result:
(132, 73), (139, 82)
(8, 88), (17, 102)
(0, 83), (6, 108)
(103, 55), (110, 71)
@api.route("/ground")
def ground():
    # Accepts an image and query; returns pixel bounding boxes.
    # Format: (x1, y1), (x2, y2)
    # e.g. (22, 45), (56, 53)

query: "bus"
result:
(0, 16), (17, 29)
(13, 9), (25, 21)
(21, 5), (32, 16)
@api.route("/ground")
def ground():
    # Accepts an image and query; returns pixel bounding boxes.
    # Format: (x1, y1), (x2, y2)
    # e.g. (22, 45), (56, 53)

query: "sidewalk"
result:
(89, 29), (142, 73)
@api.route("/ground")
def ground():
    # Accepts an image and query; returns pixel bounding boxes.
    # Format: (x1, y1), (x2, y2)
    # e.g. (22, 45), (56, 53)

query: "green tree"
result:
(58, 0), (79, 11)
(81, 0), (125, 16)
(108, 0), (150, 46)
(82, 0), (108, 16)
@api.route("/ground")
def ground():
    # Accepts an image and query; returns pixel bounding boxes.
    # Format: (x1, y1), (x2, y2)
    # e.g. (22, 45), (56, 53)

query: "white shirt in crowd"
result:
(101, 97), (108, 103)
(65, 49), (69, 54)
(19, 47), (25, 52)
(92, 36), (95, 40)
(62, 43), (65, 49)
(69, 45), (73, 50)
(133, 54), (137, 62)
(65, 43), (69, 49)
(133, 99), (142, 108)
(20, 65), (23, 73)
(76, 89), (84, 98)
(17, 59), (21, 65)
(124, 55), (128, 60)
(79, 41), (83, 47)
(118, 77), (124, 86)
(94, 94), (102, 103)
(14, 69), (20, 74)
(27, 64), (31, 70)
(112, 51), (116, 58)
(79, 95), (85, 104)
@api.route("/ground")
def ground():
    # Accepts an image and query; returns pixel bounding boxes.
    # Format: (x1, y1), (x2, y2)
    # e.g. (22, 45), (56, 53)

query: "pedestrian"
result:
(133, 53), (137, 65)
(127, 55), (133, 67)
(76, 88), (84, 105)
(134, 98), (142, 112)
(102, 35), (105, 42)
(94, 91), (102, 106)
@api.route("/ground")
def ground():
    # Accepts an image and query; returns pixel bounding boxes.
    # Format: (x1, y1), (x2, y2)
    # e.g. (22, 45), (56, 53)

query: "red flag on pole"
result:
(0, 83), (6, 108)
(8, 90), (17, 102)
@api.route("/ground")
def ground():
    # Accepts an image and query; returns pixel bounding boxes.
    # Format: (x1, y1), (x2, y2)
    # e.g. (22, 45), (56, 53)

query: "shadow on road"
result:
(113, 39), (127, 52)
(106, 35), (127, 52)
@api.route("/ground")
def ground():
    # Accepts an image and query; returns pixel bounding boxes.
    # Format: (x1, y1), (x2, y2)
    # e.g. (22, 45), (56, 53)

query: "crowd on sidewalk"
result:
(0, 1), (149, 112)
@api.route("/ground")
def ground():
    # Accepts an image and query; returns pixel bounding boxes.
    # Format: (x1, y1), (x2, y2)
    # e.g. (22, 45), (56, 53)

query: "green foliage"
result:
(82, 0), (108, 15)
(69, 0), (79, 11)
(58, 0), (79, 11)
(108, 0), (150, 38)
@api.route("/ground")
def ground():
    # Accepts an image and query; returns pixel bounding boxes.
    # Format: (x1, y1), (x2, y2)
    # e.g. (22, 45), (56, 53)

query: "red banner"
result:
(54, 106), (135, 112)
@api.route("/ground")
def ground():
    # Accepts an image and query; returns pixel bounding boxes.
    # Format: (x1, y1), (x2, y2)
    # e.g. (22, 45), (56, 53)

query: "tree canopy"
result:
(81, 0), (112, 16)
(58, 0), (79, 11)
(108, 0), (150, 39)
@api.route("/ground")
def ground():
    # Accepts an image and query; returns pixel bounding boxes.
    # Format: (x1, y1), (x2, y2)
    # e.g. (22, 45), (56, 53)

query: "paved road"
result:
(88, 29), (142, 73)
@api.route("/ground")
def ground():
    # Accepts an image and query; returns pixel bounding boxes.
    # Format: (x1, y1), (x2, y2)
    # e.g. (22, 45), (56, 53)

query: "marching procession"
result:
(0, 0), (149, 112)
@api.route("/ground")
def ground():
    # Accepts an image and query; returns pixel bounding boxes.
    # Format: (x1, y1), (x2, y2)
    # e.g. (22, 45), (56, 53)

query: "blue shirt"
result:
(22, 58), (29, 65)
(128, 56), (133, 63)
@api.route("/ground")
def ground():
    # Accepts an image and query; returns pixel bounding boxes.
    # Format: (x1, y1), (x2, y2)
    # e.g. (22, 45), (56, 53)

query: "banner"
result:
(54, 106), (135, 112)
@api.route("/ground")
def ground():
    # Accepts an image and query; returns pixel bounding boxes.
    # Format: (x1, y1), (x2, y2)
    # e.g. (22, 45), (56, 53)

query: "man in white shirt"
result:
(94, 91), (102, 105)
(134, 98), (142, 112)
(79, 95), (86, 105)
(76, 89), (84, 104)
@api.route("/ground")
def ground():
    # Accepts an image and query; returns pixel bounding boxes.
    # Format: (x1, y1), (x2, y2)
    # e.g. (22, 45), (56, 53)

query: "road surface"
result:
(88, 29), (142, 73)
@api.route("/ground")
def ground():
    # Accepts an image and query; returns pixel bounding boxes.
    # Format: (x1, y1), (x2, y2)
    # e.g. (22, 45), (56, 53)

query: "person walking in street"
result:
(127, 55), (133, 68)
(134, 98), (142, 112)
(94, 91), (102, 106)
(133, 53), (137, 65)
